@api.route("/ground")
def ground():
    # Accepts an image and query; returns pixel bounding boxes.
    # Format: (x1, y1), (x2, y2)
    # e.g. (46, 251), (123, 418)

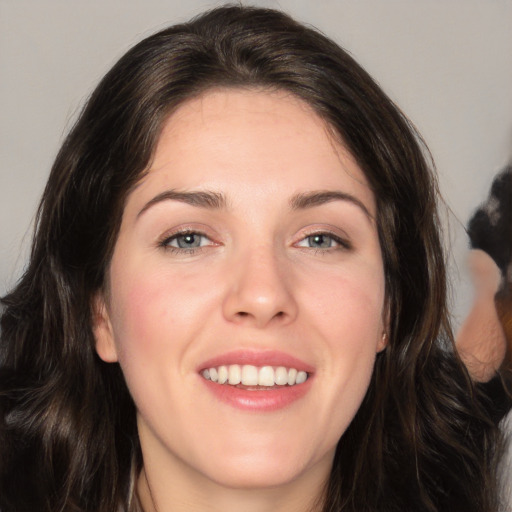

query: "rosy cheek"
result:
(108, 273), (163, 355)
(312, 265), (383, 318)
(110, 265), (210, 353)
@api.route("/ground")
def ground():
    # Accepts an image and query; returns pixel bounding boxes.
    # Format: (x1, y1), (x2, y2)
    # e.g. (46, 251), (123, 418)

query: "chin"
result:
(207, 464), (307, 490)
(197, 444), (333, 491)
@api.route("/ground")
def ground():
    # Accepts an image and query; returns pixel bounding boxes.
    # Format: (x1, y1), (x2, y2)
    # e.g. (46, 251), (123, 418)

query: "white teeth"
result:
(275, 366), (288, 386)
(258, 366), (275, 386)
(202, 364), (309, 387)
(218, 366), (228, 384)
(296, 371), (307, 384)
(228, 364), (241, 385)
(241, 365), (258, 385)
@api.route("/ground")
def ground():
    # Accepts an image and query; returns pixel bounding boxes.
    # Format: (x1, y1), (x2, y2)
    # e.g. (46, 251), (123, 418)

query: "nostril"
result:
(234, 310), (285, 320)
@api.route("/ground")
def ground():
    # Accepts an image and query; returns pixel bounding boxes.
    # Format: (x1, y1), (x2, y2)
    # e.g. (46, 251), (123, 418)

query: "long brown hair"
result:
(0, 5), (504, 511)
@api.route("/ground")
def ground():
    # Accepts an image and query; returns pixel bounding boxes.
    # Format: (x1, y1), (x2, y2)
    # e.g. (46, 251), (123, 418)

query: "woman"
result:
(0, 5), (507, 512)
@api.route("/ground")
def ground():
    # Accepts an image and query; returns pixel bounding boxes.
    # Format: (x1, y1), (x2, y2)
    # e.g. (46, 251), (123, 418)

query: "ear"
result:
(92, 292), (119, 363)
(376, 303), (390, 353)
(376, 331), (388, 353)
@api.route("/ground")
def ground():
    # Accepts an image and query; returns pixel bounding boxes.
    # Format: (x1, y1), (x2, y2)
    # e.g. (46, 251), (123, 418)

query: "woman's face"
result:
(94, 89), (387, 493)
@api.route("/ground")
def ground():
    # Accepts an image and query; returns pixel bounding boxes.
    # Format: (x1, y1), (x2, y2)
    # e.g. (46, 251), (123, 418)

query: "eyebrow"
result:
(289, 190), (374, 221)
(137, 190), (228, 218)
(136, 188), (373, 221)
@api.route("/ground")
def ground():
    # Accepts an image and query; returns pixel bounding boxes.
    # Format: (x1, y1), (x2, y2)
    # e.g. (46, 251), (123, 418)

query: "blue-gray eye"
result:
(296, 232), (350, 250)
(306, 234), (334, 248)
(164, 232), (208, 249)
(176, 233), (202, 248)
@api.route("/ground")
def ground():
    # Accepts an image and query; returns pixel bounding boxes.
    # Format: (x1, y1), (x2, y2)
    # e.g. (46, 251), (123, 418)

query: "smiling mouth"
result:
(201, 364), (309, 387)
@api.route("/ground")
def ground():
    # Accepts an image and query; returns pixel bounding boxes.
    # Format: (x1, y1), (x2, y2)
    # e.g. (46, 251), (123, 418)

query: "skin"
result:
(496, 263), (512, 366)
(456, 249), (507, 382)
(93, 88), (387, 512)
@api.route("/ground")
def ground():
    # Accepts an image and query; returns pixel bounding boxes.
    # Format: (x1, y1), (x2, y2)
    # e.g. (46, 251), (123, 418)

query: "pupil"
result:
(178, 234), (200, 248)
(310, 235), (330, 248)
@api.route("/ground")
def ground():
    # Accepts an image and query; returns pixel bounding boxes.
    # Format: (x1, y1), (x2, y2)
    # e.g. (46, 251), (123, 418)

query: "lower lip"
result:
(201, 377), (313, 411)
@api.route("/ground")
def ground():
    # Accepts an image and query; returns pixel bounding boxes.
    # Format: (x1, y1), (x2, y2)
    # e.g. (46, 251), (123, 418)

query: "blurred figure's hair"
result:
(468, 165), (512, 275)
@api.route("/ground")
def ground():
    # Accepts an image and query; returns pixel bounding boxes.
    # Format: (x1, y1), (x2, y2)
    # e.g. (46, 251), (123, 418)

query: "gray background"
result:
(1, 0), (511, 327)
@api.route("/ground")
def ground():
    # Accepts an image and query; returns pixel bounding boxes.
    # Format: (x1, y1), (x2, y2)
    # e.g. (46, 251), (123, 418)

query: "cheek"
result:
(293, 266), (384, 460)
(109, 278), (166, 356)
(107, 261), (223, 365)
(304, 259), (385, 334)
(303, 261), (385, 394)
(106, 261), (169, 359)
(105, 267), (212, 415)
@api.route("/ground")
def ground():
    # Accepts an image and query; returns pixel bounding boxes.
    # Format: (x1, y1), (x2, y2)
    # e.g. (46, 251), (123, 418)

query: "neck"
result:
(136, 459), (328, 512)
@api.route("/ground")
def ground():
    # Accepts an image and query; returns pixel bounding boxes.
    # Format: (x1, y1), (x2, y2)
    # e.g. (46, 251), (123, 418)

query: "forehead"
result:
(131, 88), (375, 216)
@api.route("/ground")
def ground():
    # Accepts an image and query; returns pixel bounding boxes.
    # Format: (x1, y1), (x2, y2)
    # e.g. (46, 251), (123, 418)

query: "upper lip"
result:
(197, 349), (315, 373)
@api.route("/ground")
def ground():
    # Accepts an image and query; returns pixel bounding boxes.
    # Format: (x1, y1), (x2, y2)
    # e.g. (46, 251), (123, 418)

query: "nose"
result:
(222, 245), (298, 328)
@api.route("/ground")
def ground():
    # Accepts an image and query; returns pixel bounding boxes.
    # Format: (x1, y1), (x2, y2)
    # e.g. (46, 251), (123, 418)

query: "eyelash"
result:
(159, 228), (351, 257)
(296, 231), (352, 253)
(158, 229), (213, 255)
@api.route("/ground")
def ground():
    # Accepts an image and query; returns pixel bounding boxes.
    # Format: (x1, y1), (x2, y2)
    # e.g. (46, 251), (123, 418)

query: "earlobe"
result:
(377, 331), (388, 353)
(92, 293), (119, 363)
(377, 304), (390, 352)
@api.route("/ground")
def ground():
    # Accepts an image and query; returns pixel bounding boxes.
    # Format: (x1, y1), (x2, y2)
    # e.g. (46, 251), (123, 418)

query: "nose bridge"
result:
(223, 242), (297, 327)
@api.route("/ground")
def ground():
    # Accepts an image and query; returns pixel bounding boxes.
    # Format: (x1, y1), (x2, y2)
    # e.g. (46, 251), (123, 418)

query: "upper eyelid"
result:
(158, 228), (213, 248)
(297, 233), (350, 247)
(158, 224), (214, 239)
(294, 227), (353, 249)
(295, 225), (351, 241)
(156, 224), (352, 248)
